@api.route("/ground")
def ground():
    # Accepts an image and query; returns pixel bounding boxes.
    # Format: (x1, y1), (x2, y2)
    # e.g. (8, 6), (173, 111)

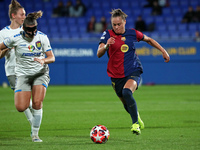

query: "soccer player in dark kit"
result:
(97, 9), (170, 135)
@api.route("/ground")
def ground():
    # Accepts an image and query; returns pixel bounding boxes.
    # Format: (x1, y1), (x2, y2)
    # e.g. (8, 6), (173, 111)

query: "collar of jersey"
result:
(112, 29), (126, 35)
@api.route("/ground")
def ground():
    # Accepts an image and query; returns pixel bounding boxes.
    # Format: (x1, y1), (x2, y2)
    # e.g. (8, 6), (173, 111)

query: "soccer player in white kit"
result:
(0, 0), (33, 132)
(0, 10), (55, 142)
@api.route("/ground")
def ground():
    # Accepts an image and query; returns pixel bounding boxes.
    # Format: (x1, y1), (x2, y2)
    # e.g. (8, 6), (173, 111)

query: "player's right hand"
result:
(106, 37), (115, 45)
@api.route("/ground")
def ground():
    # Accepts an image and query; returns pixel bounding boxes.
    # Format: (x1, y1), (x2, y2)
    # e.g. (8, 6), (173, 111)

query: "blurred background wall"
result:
(0, 0), (200, 85)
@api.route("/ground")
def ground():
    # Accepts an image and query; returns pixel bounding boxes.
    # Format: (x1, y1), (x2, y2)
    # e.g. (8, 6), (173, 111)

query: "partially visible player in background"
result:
(97, 9), (170, 135)
(0, 0), (33, 128)
(0, 10), (55, 142)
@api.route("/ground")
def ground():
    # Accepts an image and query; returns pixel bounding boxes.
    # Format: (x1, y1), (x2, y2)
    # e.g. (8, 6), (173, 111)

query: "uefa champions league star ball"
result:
(90, 125), (110, 144)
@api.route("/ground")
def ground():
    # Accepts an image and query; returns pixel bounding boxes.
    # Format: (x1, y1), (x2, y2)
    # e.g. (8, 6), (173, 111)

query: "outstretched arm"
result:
(142, 34), (170, 63)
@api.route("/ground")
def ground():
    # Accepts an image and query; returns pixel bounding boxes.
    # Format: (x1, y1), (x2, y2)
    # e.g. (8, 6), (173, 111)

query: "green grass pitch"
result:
(0, 85), (200, 150)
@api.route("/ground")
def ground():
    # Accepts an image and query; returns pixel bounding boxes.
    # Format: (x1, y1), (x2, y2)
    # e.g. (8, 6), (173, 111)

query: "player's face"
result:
(13, 8), (26, 26)
(111, 16), (126, 34)
(24, 25), (37, 38)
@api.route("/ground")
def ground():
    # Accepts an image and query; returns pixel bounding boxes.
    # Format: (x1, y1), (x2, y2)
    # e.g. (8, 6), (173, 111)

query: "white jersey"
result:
(0, 26), (22, 76)
(3, 31), (52, 76)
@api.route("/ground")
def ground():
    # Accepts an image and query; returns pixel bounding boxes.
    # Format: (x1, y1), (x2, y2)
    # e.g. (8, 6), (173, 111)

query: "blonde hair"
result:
(24, 11), (43, 26)
(8, 0), (24, 20)
(27, 10), (43, 20)
(110, 8), (128, 20)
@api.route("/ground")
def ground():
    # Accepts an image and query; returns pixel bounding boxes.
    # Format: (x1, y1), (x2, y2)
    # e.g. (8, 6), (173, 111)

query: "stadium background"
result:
(0, 0), (200, 85)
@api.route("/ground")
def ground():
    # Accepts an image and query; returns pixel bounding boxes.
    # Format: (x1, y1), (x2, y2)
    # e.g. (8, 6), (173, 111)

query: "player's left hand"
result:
(162, 52), (170, 63)
(34, 58), (45, 65)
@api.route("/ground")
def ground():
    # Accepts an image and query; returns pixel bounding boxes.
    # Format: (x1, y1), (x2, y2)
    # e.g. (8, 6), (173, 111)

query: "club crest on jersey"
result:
(28, 45), (35, 52)
(121, 37), (126, 41)
(121, 44), (129, 53)
(36, 41), (42, 50)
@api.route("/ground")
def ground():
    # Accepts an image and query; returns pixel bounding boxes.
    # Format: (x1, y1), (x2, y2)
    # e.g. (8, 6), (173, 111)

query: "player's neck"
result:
(21, 31), (34, 42)
(10, 21), (21, 29)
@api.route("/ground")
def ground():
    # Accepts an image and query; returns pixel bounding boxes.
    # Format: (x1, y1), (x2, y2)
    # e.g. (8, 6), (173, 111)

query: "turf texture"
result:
(0, 85), (200, 150)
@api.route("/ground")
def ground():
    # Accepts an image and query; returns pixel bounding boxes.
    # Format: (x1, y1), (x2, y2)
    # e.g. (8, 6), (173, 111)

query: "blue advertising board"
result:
(135, 42), (200, 84)
(0, 41), (200, 85)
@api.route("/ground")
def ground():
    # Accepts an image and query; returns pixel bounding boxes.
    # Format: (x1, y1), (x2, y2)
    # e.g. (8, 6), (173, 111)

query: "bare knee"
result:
(15, 99), (30, 112)
(15, 104), (28, 112)
(15, 91), (31, 112)
(32, 101), (43, 109)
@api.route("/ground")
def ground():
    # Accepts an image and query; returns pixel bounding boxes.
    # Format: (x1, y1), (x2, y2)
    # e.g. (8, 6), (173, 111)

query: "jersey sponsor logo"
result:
(36, 41), (42, 50)
(121, 37), (126, 41)
(121, 44), (129, 53)
(22, 52), (41, 56)
(19, 44), (26, 47)
(28, 45), (35, 52)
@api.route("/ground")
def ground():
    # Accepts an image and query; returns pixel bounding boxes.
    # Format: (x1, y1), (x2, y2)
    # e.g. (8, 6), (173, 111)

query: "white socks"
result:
(31, 108), (43, 136)
(24, 100), (33, 125)
(23, 100), (43, 137)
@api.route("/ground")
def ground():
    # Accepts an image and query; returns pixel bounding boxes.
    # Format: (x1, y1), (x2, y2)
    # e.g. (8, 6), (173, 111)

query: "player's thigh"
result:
(111, 78), (126, 97)
(124, 79), (138, 92)
(32, 85), (46, 102)
(15, 76), (32, 110)
(124, 71), (142, 92)
(32, 73), (49, 104)
(15, 91), (32, 108)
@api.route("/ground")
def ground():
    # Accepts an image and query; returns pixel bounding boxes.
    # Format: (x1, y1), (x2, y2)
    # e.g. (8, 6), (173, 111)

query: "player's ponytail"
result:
(110, 9), (128, 20)
(24, 11), (43, 26)
(27, 11), (43, 20)
(8, 0), (24, 20)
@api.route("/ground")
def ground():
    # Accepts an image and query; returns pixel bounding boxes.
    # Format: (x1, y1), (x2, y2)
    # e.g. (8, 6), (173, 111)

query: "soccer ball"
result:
(90, 125), (110, 144)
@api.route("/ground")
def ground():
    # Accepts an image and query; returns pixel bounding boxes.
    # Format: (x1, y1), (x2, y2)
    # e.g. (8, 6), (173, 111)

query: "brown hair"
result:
(8, 0), (24, 20)
(23, 11), (43, 26)
(110, 8), (128, 20)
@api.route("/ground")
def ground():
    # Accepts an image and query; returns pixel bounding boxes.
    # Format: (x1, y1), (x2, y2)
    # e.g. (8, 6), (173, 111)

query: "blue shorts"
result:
(111, 70), (142, 97)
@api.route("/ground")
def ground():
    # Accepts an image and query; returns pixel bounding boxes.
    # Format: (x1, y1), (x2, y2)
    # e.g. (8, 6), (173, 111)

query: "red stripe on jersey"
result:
(107, 30), (125, 78)
(131, 28), (144, 41)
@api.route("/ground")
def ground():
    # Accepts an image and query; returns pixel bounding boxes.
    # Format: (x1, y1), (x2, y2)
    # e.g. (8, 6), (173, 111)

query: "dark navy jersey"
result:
(99, 29), (144, 78)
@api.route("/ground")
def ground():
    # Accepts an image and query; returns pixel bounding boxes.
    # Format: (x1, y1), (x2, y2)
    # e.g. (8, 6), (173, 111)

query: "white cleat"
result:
(32, 135), (43, 142)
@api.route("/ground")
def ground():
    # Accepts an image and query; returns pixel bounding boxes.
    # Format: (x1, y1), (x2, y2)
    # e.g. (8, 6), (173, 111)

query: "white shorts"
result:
(7, 75), (16, 90)
(15, 72), (50, 93)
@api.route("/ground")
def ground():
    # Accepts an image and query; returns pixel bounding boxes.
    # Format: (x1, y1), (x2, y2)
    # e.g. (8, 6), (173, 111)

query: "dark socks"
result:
(123, 103), (129, 113)
(122, 88), (138, 124)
